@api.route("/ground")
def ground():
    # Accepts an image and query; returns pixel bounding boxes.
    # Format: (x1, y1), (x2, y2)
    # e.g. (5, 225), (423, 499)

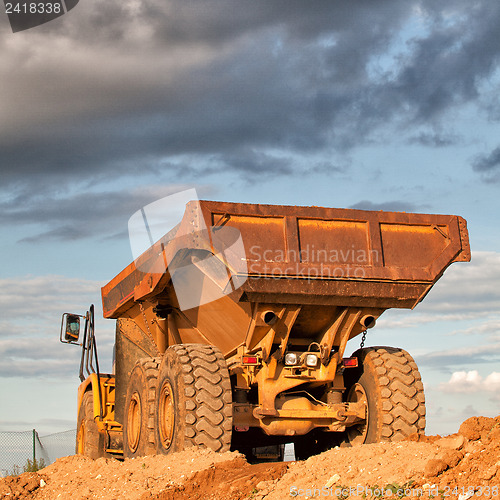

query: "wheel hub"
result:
(346, 383), (368, 445)
(127, 392), (141, 452)
(159, 380), (175, 449)
(77, 422), (85, 455)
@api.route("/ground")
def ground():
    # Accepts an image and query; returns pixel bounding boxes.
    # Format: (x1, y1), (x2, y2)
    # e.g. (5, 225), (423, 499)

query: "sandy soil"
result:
(1, 415), (499, 500)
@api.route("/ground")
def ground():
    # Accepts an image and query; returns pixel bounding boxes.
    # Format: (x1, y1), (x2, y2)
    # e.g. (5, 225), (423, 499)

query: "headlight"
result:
(284, 352), (298, 365)
(304, 353), (319, 368)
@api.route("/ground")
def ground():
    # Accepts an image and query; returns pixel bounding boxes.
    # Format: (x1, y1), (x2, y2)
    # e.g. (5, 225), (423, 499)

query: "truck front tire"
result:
(343, 346), (426, 445)
(155, 344), (232, 454)
(76, 390), (105, 459)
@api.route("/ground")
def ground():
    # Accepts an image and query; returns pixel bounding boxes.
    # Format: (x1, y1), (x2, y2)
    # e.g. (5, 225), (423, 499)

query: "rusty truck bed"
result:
(102, 200), (470, 319)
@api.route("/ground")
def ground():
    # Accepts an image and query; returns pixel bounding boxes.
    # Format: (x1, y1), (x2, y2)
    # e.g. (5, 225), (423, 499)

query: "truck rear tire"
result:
(155, 344), (232, 454)
(76, 390), (105, 459)
(123, 357), (161, 458)
(343, 346), (426, 445)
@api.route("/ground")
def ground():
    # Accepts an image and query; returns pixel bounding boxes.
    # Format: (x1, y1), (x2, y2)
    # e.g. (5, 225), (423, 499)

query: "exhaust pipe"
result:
(261, 310), (278, 326)
(360, 315), (376, 329)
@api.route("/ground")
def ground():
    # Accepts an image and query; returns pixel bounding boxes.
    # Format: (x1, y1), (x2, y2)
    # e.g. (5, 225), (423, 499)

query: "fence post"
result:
(33, 429), (36, 462)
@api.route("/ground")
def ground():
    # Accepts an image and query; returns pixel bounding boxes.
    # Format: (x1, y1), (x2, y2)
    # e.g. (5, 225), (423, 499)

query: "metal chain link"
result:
(359, 330), (367, 349)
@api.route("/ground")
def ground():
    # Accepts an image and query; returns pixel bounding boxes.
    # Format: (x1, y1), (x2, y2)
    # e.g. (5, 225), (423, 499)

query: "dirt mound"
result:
(156, 458), (287, 500)
(1, 415), (499, 499)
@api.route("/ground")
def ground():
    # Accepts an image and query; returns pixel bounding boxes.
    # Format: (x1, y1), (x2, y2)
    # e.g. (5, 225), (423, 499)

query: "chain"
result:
(359, 330), (367, 349)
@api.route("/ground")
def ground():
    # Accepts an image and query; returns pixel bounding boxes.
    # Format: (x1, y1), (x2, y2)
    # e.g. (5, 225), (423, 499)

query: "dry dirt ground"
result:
(1, 415), (499, 500)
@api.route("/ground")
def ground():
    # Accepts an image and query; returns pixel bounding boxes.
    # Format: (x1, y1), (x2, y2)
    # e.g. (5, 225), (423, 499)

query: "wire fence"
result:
(0, 429), (76, 477)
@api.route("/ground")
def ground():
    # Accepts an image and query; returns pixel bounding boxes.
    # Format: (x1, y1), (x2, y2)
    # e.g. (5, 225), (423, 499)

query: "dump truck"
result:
(60, 200), (470, 460)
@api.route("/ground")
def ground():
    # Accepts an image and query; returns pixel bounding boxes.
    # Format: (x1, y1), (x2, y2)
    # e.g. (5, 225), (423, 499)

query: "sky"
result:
(1, 0), (499, 438)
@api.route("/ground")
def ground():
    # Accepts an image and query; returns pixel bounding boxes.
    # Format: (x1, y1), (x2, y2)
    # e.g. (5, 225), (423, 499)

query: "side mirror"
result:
(60, 313), (83, 344)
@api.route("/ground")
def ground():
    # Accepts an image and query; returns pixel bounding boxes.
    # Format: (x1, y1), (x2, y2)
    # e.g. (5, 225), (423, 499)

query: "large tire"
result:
(155, 344), (232, 455)
(123, 357), (161, 458)
(76, 391), (106, 459)
(343, 346), (426, 445)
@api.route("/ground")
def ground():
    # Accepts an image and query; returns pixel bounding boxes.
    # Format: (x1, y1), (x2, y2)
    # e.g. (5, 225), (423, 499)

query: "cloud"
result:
(0, 418), (76, 433)
(484, 372), (500, 391)
(1, 1), (500, 192)
(217, 150), (294, 177)
(472, 145), (500, 181)
(0, 275), (101, 316)
(0, 275), (115, 378)
(383, 1), (500, 122)
(440, 370), (483, 393)
(0, 335), (115, 379)
(439, 370), (500, 393)
(407, 131), (459, 147)
(0, 356), (80, 379)
(349, 200), (423, 212)
(417, 343), (500, 368)
(447, 318), (500, 339)
(1, 184), (208, 242)
(418, 251), (500, 315)
(374, 252), (500, 369)
(377, 251), (500, 326)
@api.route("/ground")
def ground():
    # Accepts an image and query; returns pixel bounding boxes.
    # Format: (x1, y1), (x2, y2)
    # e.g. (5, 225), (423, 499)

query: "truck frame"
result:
(61, 200), (470, 460)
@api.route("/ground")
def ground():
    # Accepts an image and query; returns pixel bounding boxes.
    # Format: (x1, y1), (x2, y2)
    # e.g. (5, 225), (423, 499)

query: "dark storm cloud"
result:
(1, 185), (195, 242)
(374, 1), (500, 123)
(1, 0), (500, 193)
(217, 150), (294, 176)
(42, 0), (409, 48)
(472, 146), (500, 175)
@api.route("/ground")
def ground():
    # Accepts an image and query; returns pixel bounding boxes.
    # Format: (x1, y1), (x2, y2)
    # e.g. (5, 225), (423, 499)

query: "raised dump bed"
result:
(102, 200), (469, 357)
(64, 201), (470, 460)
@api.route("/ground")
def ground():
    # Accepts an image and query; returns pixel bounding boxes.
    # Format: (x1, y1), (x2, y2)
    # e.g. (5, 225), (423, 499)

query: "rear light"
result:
(234, 426), (249, 432)
(242, 355), (260, 365)
(342, 357), (358, 368)
(284, 352), (299, 365)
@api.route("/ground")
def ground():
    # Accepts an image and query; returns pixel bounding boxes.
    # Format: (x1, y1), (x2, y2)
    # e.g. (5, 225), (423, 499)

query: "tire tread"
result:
(171, 344), (232, 452)
(76, 391), (105, 459)
(353, 346), (426, 442)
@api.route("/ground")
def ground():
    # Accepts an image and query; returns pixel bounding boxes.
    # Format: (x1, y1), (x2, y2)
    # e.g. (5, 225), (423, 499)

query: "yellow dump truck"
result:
(60, 200), (470, 460)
